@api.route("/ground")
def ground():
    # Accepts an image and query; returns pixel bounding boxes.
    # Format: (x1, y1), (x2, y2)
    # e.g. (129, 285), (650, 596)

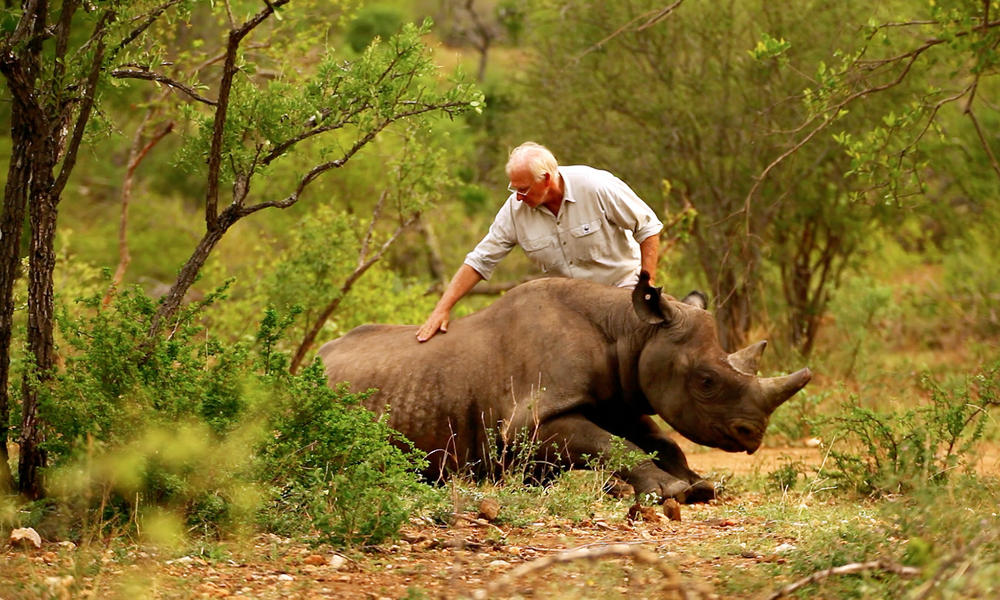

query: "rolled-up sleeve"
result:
(600, 177), (663, 243)
(464, 199), (517, 281)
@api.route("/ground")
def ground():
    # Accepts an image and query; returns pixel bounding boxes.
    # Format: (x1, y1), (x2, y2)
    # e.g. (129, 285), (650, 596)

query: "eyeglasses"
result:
(507, 182), (535, 196)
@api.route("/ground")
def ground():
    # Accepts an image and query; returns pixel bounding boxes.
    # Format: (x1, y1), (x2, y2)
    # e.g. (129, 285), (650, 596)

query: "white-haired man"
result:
(417, 141), (663, 342)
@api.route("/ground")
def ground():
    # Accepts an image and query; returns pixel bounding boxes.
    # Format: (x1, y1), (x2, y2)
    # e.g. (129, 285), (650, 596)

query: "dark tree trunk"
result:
(17, 138), (60, 500)
(0, 120), (31, 494)
(1, 4), (47, 493)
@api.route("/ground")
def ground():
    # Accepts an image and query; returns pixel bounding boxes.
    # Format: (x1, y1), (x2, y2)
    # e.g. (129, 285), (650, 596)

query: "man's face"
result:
(508, 170), (548, 208)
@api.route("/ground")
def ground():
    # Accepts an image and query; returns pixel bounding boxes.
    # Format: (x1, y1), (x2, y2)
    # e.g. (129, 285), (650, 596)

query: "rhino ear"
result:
(632, 271), (676, 324)
(681, 290), (708, 309)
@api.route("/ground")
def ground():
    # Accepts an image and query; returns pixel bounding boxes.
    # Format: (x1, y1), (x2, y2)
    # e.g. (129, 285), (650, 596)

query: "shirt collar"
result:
(558, 167), (577, 204)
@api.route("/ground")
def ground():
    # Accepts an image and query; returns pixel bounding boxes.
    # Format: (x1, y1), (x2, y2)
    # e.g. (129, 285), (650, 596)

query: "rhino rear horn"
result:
(632, 271), (676, 325)
(727, 340), (767, 375)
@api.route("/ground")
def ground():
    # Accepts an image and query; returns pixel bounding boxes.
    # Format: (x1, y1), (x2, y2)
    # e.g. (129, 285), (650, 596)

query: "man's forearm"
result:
(639, 235), (660, 284)
(436, 263), (484, 311)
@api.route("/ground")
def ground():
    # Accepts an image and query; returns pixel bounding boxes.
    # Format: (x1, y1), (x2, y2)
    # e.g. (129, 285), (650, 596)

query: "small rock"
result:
(303, 554), (326, 566)
(44, 575), (74, 599)
(328, 554), (347, 570)
(627, 503), (663, 523)
(488, 560), (511, 568)
(775, 543), (797, 554)
(662, 498), (682, 521)
(277, 573), (294, 582)
(805, 437), (822, 448)
(9, 527), (42, 549)
(478, 498), (501, 522)
(57, 541), (77, 551)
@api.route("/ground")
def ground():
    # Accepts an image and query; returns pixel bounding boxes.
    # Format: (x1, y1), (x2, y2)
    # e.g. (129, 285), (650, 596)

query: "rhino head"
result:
(631, 272), (811, 454)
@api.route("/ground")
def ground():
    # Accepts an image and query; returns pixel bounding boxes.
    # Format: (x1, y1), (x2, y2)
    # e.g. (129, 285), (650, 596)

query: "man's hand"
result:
(417, 307), (450, 342)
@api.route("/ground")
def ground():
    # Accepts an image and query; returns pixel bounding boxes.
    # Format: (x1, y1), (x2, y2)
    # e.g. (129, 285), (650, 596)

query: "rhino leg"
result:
(534, 413), (699, 504)
(627, 416), (716, 503)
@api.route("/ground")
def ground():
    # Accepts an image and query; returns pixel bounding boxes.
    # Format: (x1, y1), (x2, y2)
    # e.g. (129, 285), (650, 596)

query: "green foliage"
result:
(173, 18), (482, 188)
(749, 33), (791, 62)
(941, 228), (1000, 339)
(819, 362), (999, 497)
(255, 363), (431, 547)
(346, 3), (405, 53)
(3, 286), (431, 547)
(45, 284), (247, 463)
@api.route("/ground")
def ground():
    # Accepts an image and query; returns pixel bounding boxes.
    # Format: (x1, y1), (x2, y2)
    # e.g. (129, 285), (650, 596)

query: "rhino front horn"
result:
(758, 368), (812, 413)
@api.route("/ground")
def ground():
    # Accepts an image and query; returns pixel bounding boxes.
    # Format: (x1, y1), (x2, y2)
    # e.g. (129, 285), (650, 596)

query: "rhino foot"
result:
(628, 462), (716, 504)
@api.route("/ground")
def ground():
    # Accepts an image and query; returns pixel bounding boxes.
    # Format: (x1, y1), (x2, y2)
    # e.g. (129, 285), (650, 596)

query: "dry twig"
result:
(471, 543), (704, 600)
(766, 560), (920, 600)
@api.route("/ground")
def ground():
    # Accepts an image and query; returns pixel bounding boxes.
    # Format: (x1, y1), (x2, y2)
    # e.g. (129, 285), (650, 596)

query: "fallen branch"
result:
(766, 560), (921, 600)
(471, 543), (704, 600)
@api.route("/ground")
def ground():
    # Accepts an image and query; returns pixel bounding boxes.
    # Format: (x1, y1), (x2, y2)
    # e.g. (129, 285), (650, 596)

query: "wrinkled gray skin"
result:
(318, 273), (811, 504)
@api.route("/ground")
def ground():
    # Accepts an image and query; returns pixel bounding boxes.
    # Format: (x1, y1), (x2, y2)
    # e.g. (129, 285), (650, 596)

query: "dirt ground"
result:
(4, 439), (998, 599)
(2, 497), (783, 600)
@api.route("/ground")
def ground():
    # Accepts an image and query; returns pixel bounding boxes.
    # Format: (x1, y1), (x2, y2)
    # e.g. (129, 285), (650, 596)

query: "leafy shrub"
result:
(11, 286), (430, 547)
(819, 362), (999, 497)
(255, 362), (431, 546)
(44, 285), (247, 463)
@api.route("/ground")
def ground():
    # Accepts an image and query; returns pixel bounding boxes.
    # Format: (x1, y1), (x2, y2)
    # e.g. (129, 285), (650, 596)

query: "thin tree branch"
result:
(204, 0), (291, 228)
(1, 0), (43, 53)
(53, 12), (113, 198)
(243, 101), (472, 215)
(53, 0), (82, 84)
(104, 119), (174, 306)
(742, 42), (932, 233)
(110, 68), (218, 105)
(965, 106), (1000, 180)
(576, 1), (685, 60)
(288, 211), (420, 374)
(110, 0), (188, 60)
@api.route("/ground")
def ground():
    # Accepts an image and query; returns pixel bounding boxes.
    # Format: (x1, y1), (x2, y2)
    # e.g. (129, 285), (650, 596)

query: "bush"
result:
(255, 363), (431, 546)
(819, 362), (999, 497)
(8, 287), (430, 548)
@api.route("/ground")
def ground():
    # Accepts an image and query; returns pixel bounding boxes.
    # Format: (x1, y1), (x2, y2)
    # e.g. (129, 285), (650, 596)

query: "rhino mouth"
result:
(707, 422), (762, 454)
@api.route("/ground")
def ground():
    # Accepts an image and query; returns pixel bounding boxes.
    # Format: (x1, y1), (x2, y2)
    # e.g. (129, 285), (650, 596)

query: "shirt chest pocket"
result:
(521, 234), (559, 271)
(570, 218), (604, 238)
(569, 218), (606, 259)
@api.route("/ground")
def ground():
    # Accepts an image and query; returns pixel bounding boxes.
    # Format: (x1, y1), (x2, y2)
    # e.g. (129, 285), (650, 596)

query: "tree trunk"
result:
(713, 269), (752, 353)
(18, 145), (59, 500)
(0, 119), (31, 494)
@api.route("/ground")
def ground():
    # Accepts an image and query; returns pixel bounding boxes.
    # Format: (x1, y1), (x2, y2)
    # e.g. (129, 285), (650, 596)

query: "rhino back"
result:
(317, 278), (629, 466)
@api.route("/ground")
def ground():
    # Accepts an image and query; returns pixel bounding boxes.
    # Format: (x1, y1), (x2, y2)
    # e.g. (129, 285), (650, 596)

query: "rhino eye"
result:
(700, 376), (716, 391)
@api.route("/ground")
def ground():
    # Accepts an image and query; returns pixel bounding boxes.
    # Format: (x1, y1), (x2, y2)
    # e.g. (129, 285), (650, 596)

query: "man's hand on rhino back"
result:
(416, 308), (450, 342)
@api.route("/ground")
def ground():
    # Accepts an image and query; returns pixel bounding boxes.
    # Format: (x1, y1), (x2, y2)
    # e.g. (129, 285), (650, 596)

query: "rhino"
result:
(318, 272), (811, 503)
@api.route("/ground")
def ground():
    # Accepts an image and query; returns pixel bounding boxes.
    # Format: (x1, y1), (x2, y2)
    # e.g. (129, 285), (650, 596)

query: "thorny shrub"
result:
(819, 361), (999, 497)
